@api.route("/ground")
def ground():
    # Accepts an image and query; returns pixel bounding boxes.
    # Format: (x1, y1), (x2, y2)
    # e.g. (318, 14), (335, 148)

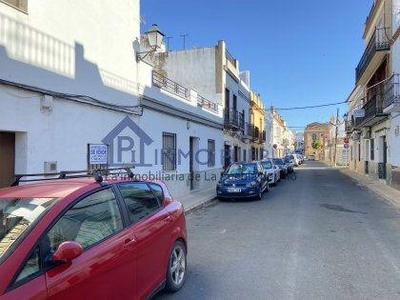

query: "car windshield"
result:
(261, 161), (272, 169)
(273, 159), (284, 165)
(225, 164), (257, 175)
(0, 197), (58, 262)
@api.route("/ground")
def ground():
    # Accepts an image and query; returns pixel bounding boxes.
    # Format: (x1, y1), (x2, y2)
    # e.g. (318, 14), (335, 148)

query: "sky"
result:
(141, 0), (373, 131)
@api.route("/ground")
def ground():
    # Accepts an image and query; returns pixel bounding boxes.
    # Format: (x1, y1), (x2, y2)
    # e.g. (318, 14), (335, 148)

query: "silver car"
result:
(260, 159), (280, 186)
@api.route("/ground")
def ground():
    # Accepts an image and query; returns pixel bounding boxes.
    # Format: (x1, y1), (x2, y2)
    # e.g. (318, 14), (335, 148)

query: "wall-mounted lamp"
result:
(136, 24), (165, 62)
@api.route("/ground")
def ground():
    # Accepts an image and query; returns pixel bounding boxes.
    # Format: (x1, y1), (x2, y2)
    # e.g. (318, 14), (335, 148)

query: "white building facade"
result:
(267, 107), (294, 157)
(153, 40), (254, 167)
(0, 0), (223, 198)
(346, 0), (400, 190)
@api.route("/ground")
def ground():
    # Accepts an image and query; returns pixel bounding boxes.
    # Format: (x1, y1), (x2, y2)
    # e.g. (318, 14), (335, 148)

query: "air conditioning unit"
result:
(44, 161), (58, 173)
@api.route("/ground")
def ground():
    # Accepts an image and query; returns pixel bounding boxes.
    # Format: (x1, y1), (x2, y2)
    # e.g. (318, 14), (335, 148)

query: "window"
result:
(15, 246), (40, 283)
(162, 132), (176, 171)
(233, 94), (237, 110)
(118, 183), (161, 224)
(0, 0), (27, 12)
(312, 133), (317, 141)
(225, 88), (230, 108)
(243, 149), (247, 162)
(148, 183), (164, 206)
(370, 138), (374, 160)
(45, 189), (122, 251)
(207, 139), (215, 167)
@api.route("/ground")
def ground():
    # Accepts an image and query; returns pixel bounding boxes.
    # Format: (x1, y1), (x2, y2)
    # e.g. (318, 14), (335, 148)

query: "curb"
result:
(184, 195), (217, 215)
(338, 168), (400, 210)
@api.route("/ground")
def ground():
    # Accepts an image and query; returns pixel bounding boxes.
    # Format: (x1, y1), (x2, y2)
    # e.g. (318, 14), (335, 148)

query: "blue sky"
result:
(141, 0), (372, 130)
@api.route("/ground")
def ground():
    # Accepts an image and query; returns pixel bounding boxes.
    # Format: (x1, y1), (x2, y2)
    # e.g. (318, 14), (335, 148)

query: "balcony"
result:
(355, 27), (390, 85)
(197, 95), (219, 113)
(152, 71), (188, 99)
(248, 125), (260, 142)
(259, 130), (266, 144)
(354, 82), (388, 128)
(224, 108), (239, 128)
(383, 74), (400, 113)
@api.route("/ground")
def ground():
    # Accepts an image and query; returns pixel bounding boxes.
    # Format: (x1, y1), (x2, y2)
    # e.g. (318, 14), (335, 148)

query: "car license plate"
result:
(228, 188), (241, 193)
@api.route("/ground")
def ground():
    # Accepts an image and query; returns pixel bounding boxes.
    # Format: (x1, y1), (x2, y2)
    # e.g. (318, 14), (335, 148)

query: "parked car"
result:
(272, 158), (288, 179)
(260, 159), (280, 186)
(285, 154), (300, 166)
(0, 169), (187, 299)
(308, 154), (316, 161)
(217, 162), (269, 200)
(283, 157), (294, 173)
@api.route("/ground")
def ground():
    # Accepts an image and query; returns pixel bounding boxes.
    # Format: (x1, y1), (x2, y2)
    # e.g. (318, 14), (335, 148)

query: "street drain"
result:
(320, 204), (367, 214)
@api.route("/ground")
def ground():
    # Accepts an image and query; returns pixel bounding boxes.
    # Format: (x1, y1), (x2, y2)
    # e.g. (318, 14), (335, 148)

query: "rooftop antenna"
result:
(166, 36), (173, 51)
(180, 34), (189, 49)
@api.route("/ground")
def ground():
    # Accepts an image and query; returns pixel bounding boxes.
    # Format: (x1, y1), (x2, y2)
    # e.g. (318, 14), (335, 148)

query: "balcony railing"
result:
(152, 71), (188, 99)
(238, 112), (244, 129)
(260, 130), (266, 142)
(153, 71), (219, 113)
(383, 74), (400, 109)
(226, 49), (236, 66)
(355, 82), (387, 127)
(197, 95), (219, 113)
(355, 27), (390, 83)
(224, 108), (239, 127)
(248, 125), (260, 141)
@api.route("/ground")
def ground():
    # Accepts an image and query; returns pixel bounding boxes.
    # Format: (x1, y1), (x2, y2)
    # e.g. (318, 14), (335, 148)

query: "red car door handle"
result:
(123, 238), (136, 250)
(164, 216), (172, 224)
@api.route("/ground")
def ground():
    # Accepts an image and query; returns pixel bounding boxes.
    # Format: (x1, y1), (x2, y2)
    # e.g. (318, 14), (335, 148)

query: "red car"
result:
(0, 170), (187, 299)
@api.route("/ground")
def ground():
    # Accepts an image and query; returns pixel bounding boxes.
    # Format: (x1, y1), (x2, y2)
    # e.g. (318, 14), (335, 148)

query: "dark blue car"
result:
(216, 162), (269, 200)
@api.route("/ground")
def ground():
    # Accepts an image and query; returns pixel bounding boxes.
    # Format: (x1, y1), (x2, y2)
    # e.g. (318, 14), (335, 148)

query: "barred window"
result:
(1, 0), (28, 12)
(207, 140), (215, 167)
(162, 132), (176, 171)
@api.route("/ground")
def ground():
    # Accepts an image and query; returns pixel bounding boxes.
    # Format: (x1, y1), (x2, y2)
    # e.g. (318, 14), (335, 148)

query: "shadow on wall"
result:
(0, 12), (138, 106)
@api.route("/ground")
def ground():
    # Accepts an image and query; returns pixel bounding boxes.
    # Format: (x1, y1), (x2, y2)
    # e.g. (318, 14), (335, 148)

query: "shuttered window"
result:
(1, 0), (28, 12)
(207, 140), (215, 167)
(162, 132), (176, 171)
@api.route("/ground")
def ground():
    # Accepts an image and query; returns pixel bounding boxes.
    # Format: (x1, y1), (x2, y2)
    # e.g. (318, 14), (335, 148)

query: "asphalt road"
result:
(156, 161), (400, 299)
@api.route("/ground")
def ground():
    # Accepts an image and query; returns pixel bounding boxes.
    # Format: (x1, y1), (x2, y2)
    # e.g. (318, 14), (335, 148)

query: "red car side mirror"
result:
(52, 241), (83, 263)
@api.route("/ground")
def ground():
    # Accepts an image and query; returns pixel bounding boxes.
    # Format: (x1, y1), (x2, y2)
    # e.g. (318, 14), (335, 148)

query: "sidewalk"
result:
(179, 186), (217, 214)
(338, 167), (400, 210)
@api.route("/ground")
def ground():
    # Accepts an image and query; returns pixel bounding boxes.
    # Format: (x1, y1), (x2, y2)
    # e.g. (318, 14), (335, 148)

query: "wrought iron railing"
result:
(224, 108), (239, 127)
(152, 71), (189, 99)
(259, 130), (266, 142)
(197, 95), (218, 113)
(383, 74), (400, 108)
(355, 82), (386, 127)
(226, 49), (236, 66)
(238, 112), (245, 129)
(356, 27), (390, 83)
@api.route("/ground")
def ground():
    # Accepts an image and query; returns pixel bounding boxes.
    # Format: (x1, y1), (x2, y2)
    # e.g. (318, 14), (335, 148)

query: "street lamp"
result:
(136, 24), (165, 62)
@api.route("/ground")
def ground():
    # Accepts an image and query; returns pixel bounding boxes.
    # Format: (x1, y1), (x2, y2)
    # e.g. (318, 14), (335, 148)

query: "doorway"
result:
(0, 132), (15, 188)
(189, 137), (200, 190)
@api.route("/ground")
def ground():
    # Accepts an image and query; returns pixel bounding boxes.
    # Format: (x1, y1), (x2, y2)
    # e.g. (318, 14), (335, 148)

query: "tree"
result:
(311, 140), (323, 150)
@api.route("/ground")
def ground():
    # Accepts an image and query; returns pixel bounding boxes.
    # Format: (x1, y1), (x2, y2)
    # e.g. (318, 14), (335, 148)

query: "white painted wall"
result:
(0, 0), (140, 106)
(161, 48), (219, 104)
